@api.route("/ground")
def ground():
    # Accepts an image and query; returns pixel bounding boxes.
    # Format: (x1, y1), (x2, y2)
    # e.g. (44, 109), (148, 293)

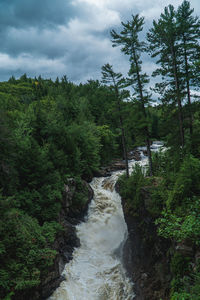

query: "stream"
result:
(49, 142), (164, 300)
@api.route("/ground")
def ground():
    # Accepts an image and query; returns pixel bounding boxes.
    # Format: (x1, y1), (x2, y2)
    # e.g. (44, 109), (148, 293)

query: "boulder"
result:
(143, 150), (148, 156)
(128, 150), (141, 161)
(175, 242), (194, 256)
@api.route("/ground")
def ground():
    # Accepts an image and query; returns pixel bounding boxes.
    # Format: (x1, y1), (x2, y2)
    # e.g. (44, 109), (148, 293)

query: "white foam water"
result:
(49, 142), (164, 300)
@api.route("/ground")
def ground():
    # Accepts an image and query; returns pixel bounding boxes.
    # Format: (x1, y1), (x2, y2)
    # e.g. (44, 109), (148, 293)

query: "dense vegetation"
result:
(0, 74), (159, 298)
(0, 0), (200, 299)
(118, 143), (200, 298)
(117, 1), (200, 298)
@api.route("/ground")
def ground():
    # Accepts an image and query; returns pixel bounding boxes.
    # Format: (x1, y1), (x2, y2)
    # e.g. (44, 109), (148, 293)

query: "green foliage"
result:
(170, 291), (191, 300)
(153, 152), (200, 243)
(0, 8), (200, 294)
(147, 182), (165, 216)
(170, 253), (190, 276)
(150, 149), (200, 297)
(97, 125), (118, 164)
(3, 292), (15, 300)
(111, 13), (154, 175)
(121, 139), (200, 298)
(148, 1), (200, 148)
(0, 74), (135, 298)
(170, 272), (200, 299)
(118, 164), (146, 213)
(0, 195), (59, 298)
(157, 197), (200, 244)
(167, 155), (200, 210)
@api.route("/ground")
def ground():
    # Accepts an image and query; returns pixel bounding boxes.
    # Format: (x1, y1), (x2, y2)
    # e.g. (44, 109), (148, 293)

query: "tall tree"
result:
(111, 14), (153, 176)
(101, 63), (129, 178)
(176, 0), (200, 136)
(147, 5), (185, 147)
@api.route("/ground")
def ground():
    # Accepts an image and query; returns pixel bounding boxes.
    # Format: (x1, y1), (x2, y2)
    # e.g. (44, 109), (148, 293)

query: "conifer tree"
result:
(147, 5), (185, 148)
(111, 14), (153, 176)
(177, 0), (200, 136)
(101, 63), (129, 178)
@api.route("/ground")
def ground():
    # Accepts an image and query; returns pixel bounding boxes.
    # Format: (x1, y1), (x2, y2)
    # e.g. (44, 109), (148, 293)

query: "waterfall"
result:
(49, 142), (164, 300)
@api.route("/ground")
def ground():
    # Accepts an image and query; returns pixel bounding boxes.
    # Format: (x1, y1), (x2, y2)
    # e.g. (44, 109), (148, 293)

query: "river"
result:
(49, 142), (164, 300)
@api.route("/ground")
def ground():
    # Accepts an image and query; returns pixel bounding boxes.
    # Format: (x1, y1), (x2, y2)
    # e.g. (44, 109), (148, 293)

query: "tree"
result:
(101, 63), (129, 177)
(111, 14), (153, 176)
(147, 5), (185, 148)
(176, 0), (200, 136)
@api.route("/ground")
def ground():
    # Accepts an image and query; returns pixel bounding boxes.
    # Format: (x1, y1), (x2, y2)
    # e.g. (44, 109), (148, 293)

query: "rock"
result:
(36, 178), (94, 300)
(128, 150), (141, 161)
(119, 183), (171, 300)
(141, 187), (151, 210)
(93, 168), (111, 177)
(195, 251), (200, 263)
(175, 242), (194, 256)
(61, 179), (93, 221)
(141, 273), (148, 281)
(62, 179), (76, 212)
(143, 150), (148, 156)
(94, 149), (142, 179)
(94, 161), (126, 178)
(109, 161), (126, 171)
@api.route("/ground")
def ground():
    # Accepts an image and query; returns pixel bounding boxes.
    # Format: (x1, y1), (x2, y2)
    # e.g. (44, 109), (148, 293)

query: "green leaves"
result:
(0, 202), (58, 298)
(0, 75), (125, 298)
(156, 206), (200, 243)
(111, 14), (145, 54)
(117, 164), (146, 213)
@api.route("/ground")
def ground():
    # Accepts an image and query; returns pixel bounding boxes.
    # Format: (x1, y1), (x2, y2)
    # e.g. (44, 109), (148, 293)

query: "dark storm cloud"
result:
(0, 0), (77, 29)
(0, 0), (80, 60)
(0, 0), (123, 81)
(1, 27), (67, 58)
(0, 0), (199, 83)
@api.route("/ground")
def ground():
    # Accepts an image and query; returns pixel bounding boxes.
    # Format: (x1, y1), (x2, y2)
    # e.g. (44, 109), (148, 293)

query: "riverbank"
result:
(43, 147), (167, 299)
(40, 179), (94, 300)
(119, 185), (171, 299)
(41, 154), (137, 299)
(15, 178), (93, 300)
(48, 155), (139, 299)
(116, 143), (171, 299)
(117, 144), (200, 299)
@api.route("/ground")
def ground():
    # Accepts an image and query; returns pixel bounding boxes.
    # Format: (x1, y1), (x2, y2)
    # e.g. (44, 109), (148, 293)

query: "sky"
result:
(0, 0), (200, 84)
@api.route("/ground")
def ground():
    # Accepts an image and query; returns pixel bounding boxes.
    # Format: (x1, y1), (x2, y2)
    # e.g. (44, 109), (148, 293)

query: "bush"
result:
(167, 155), (200, 210)
(0, 196), (60, 299)
(117, 164), (146, 214)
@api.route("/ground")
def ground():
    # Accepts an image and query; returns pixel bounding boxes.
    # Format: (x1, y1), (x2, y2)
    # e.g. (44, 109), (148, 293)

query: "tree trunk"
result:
(117, 98), (129, 178)
(183, 37), (193, 136)
(134, 53), (153, 176)
(171, 45), (185, 147)
(120, 116), (129, 178)
(114, 82), (129, 178)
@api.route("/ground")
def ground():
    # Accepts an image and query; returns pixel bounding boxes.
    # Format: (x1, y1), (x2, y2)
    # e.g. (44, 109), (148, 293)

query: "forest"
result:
(0, 0), (200, 299)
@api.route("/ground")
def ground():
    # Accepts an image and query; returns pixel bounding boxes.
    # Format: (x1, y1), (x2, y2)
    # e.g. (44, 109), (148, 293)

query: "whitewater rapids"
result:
(49, 142), (163, 300)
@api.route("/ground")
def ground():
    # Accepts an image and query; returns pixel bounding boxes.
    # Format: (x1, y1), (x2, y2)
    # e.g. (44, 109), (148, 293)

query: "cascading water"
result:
(49, 141), (164, 300)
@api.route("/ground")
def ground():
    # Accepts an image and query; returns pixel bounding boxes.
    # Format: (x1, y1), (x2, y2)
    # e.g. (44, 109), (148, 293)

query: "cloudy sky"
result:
(0, 0), (200, 83)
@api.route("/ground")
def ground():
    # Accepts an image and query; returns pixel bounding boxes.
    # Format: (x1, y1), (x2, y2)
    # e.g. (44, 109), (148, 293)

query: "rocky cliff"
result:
(16, 178), (94, 300)
(116, 181), (171, 300)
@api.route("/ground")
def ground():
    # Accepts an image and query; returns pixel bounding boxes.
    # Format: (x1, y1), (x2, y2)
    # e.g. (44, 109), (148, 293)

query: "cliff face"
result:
(118, 184), (171, 300)
(40, 179), (93, 300)
(15, 178), (93, 300)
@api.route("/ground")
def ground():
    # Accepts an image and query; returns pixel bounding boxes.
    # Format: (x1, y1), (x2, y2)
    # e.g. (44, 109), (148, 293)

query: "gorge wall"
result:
(120, 187), (171, 300)
(14, 179), (93, 300)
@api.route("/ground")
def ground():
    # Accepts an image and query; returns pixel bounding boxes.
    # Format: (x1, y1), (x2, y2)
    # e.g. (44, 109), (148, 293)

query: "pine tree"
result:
(101, 63), (129, 178)
(147, 5), (185, 147)
(111, 14), (153, 176)
(176, 0), (200, 136)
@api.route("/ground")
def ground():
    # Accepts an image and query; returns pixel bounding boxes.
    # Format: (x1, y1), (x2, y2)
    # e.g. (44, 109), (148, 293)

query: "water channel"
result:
(49, 142), (163, 300)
